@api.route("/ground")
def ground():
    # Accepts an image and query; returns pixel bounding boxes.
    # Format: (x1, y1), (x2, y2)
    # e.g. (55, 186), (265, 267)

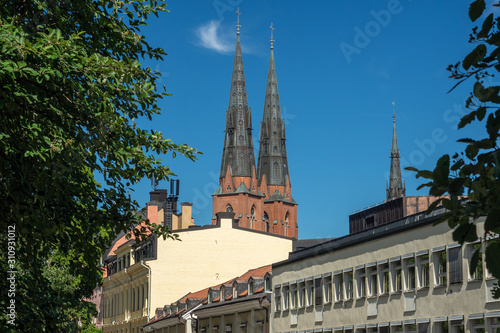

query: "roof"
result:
(274, 206), (447, 268)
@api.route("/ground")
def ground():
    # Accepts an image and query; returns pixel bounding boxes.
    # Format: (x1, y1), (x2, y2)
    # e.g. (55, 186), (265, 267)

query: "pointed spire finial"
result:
(236, 8), (241, 35)
(270, 22), (275, 49)
(392, 101), (396, 124)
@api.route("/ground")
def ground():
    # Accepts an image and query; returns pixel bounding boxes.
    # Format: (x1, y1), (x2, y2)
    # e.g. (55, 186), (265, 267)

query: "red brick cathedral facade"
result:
(212, 24), (298, 239)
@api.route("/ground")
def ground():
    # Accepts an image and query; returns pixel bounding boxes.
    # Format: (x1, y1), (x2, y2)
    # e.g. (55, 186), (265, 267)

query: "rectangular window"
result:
(323, 276), (332, 304)
(356, 268), (366, 298)
(334, 273), (344, 301)
(379, 263), (390, 294)
(470, 319), (485, 333)
(282, 285), (289, 310)
(435, 250), (447, 286)
(391, 260), (402, 293)
(417, 253), (430, 288)
(306, 280), (314, 306)
(368, 267), (378, 296)
(405, 257), (416, 291)
(290, 285), (298, 309)
(468, 243), (483, 280)
(274, 287), (281, 312)
(298, 282), (305, 308)
(449, 247), (463, 284)
(417, 323), (429, 333)
(345, 271), (354, 300)
(405, 324), (417, 333)
(314, 278), (322, 305)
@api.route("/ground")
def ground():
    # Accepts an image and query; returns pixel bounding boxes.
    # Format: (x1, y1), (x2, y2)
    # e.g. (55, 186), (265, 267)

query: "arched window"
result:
(250, 206), (256, 229)
(225, 204), (233, 213)
(285, 212), (290, 237)
(263, 212), (269, 232)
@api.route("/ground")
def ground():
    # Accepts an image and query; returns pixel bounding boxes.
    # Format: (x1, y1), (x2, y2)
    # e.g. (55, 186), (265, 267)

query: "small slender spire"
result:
(270, 22), (275, 49)
(236, 7), (241, 35)
(387, 102), (406, 201)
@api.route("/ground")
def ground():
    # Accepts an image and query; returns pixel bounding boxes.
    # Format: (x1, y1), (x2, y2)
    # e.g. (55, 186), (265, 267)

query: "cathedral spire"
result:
(387, 102), (406, 201)
(257, 24), (290, 186)
(219, 9), (256, 179)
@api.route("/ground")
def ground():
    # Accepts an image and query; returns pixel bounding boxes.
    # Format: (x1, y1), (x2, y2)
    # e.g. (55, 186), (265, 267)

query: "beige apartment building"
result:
(272, 207), (499, 333)
(101, 191), (294, 333)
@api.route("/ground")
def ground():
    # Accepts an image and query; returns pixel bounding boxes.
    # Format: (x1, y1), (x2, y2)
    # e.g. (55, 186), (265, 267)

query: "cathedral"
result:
(212, 18), (298, 239)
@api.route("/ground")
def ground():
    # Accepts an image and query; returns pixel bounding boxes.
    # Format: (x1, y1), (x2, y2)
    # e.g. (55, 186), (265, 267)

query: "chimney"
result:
(180, 202), (194, 229)
(147, 189), (168, 225)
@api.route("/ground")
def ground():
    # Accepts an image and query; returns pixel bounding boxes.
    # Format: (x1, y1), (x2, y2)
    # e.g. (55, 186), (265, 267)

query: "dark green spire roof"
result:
(219, 22), (256, 179)
(257, 25), (290, 186)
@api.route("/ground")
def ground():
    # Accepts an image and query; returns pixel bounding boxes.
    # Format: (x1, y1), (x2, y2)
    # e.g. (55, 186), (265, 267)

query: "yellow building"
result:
(101, 191), (294, 333)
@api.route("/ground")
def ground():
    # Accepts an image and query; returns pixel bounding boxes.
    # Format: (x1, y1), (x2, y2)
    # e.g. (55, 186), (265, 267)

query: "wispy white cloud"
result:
(195, 20), (233, 54)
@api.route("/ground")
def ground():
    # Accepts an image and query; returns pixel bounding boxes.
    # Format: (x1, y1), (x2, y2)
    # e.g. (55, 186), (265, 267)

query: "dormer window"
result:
(248, 279), (254, 295)
(265, 276), (271, 292)
(233, 285), (238, 299)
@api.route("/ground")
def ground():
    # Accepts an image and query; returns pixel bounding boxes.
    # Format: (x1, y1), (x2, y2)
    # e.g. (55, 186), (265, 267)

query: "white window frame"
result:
(334, 271), (344, 302)
(306, 278), (314, 307)
(468, 241), (483, 281)
(433, 248), (447, 287)
(344, 269), (354, 300)
(298, 281), (305, 308)
(355, 266), (366, 299)
(323, 274), (332, 304)
(282, 284), (290, 311)
(403, 254), (416, 291)
(367, 264), (378, 297)
(417, 251), (430, 289)
(274, 286), (281, 312)
(378, 261), (390, 295)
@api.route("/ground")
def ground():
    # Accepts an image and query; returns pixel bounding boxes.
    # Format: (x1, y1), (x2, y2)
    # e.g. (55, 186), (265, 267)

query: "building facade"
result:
(271, 209), (499, 333)
(101, 191), (294, 333)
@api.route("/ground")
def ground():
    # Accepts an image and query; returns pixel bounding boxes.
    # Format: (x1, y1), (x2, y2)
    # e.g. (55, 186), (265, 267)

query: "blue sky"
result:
(131, 1), (493, 239)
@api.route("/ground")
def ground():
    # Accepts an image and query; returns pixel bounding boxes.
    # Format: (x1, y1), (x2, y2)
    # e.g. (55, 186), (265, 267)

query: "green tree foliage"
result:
(0, 0), (199, 331)
(407, 0), (500, 296)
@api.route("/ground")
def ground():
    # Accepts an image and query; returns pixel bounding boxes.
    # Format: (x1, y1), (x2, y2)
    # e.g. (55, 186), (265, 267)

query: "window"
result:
(265, 276), (271, 291)
(250, 206), (256, 229)
(468, 243), (483, 280)
(379, 263), (390, 294)
(417, 323), (429, 333)
(470, 319), (485, 333)
(323, 275), (332, 303)
(225, 204), (233, 213)
(263, 212), (269, 232)
(368, 266), (378, 296)
(225, 324), (232, 333)
(345, 271), (354, 300)
(488, 317), (500, 333)
(274, 286), (281, 312)
(356, 267), (366, 298)
(282, 285), (289, 310)
(298, 281), (305, 308)
(405, 324), (417, 333)
(248, 280), (254, 295)
(314, 278), (322, 305)
(405, 257), (416, 291)
(417, 253), (430, 288)
(291, 284), (298, 309)
(449, 247), (463, 284)
(434, 250), (447, 286)
(306, 280), (314, 306)
(334, 273), (344, 301)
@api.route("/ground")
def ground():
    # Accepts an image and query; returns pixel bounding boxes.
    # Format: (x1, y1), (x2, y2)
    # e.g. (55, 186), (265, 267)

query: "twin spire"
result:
(220, 10), (289, 187)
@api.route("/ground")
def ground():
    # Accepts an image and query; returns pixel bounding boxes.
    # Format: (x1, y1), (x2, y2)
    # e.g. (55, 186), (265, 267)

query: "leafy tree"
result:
(407, 0), (500, 297)
(0, 0), (199, 331)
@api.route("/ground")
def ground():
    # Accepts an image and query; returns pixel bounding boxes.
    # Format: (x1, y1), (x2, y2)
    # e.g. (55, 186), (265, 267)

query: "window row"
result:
(103, 284), (148, 318)
(274, 240), (495, 311)
(276, 315), (500, 333)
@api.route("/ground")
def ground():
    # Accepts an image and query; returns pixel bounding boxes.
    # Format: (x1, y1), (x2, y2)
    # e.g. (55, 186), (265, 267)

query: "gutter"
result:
(140, 261), (152, 321)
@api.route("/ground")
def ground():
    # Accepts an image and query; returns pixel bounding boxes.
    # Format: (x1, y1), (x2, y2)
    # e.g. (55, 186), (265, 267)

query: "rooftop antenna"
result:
(151, 173), (159, 191)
